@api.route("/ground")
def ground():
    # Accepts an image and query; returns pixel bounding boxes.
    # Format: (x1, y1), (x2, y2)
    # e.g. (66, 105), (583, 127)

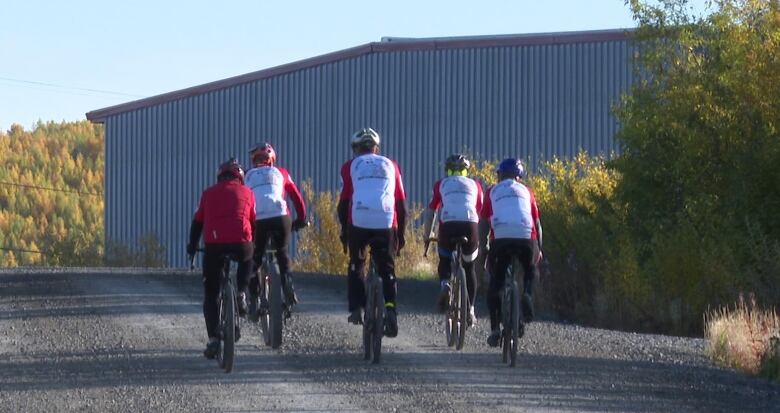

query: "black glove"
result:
(292, 218), (307, 231)
(186, 243), (197, 256)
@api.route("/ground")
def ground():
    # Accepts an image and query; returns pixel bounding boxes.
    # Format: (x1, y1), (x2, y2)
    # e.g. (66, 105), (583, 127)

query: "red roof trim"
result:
(86, 29), (632, 122)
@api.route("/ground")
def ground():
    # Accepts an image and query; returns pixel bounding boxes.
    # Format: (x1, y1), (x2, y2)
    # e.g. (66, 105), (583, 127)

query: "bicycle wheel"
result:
(220, 282), (236, 373)
(455, 262), (468, 350)
(363, 276), (373, 361)
(509, 256), (523, 367)
(268, 257), (284, 349)
(259, 271), (271, 346)
(501, 285), (511, 364)
(371, 275), (384, 364)
(247, 273), (260, 323)
(509, 282), (520, 367)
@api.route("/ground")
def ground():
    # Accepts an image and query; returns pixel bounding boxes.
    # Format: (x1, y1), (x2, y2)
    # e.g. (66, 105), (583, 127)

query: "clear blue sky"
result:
(0, 0), (709, 131)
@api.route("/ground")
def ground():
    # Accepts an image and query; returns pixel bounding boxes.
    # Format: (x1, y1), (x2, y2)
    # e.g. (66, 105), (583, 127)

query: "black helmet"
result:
(217, 157), (245, 183)
(445, 154), (471, 176)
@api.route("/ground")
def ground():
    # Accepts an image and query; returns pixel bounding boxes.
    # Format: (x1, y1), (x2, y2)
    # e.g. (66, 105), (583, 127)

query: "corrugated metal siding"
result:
(104, 39), (633, 267)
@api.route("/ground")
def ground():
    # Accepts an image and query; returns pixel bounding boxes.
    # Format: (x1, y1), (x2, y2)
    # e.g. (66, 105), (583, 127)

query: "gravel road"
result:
(0, 269), (777, 412)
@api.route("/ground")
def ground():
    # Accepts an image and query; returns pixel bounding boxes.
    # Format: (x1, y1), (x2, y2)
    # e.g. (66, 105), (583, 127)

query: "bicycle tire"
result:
(248, 272), (260, 324)
(363, 278), (373, 361)
(372, 275), (384, 364)
(268, 258), (284, 349)
(221, 282), (236, 373)
(259, 271), (271, 346)
(509, 283), (520, 367)
(456, 262), (468, 350)
(501, 284), (511, 364)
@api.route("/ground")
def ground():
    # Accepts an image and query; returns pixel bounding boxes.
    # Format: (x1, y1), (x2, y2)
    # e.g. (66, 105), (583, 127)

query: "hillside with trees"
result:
(0, 121), (104, 266)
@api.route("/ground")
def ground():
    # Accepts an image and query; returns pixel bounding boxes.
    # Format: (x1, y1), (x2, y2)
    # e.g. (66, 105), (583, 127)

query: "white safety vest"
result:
(245, 166), (288, 220)
(438, 176), (481, 223)
(490, 179), (533, 239)
(349, 154), (398, 229)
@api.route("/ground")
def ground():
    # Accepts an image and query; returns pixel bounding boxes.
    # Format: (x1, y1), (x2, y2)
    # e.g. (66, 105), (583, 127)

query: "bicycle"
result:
(248, 223), (307, 349)
(500, 254), (524, 367)
(190, 249), (241, 373)
(362, 237), (386, 364)
(424, 236), (470, 350)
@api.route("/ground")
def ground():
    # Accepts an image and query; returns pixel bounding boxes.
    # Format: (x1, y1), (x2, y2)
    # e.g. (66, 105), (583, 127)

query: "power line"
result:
(0, 181), (102, 197)
(0, 246), (44, 254)
(0, 76), (145, 98)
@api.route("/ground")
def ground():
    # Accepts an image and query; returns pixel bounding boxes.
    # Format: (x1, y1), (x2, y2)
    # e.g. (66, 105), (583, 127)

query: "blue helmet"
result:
(496, 158), (524, 178)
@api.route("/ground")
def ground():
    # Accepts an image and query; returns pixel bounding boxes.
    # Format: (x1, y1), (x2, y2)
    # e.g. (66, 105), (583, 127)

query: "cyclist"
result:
(422, 154), (483, 325)
(480, 158), (543, 347)
(337, 127), (407, 338)
(244, 142), (307, 307)
(187, 158), (256, 359)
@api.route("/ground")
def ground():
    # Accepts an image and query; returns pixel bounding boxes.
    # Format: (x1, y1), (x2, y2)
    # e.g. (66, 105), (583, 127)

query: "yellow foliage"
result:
(0, 121), (104, 267)
(295, 179), (436, 278)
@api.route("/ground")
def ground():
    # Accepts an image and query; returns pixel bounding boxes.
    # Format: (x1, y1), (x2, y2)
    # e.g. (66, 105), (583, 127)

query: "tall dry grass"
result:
(705, 296), (780, 381)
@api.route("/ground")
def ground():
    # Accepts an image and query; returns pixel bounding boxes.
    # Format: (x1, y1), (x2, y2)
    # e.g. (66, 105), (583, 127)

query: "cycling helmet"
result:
(249, 142), (276, 166)
(351, 127), (380, 151)
(496, 158), (525, 179)
(217, 157), (245, 183)
(445, 154), (471, 176)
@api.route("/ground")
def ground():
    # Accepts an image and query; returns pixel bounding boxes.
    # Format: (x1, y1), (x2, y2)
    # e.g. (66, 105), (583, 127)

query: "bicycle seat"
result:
(451, 236), (469, 246)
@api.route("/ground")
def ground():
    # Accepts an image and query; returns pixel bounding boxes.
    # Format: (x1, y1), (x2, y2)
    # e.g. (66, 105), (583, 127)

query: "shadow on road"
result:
(2, 345), (776, 413)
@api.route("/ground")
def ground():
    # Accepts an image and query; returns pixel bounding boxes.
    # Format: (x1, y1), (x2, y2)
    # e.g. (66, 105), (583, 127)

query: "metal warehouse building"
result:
(87, 29), (634, 267)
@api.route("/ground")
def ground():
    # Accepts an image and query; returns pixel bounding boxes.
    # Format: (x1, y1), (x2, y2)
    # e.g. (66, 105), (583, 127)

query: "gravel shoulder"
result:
(0, 269), (777, 412)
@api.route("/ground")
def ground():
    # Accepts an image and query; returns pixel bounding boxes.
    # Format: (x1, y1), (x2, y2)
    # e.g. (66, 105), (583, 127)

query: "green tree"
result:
(615, 0), (780, 321)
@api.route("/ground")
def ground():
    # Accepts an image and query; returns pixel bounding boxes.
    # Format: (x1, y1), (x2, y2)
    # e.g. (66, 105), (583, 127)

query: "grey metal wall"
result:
(104, 39), (633, 267)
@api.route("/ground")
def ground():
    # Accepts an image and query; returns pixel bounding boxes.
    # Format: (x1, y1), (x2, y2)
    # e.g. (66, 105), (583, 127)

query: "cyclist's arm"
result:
(530, 190), (542, 250)
(248, 189), (257, 232)
(475, 180), (484, 215)
(478, 187), (493, 250)
(281, 168), (306, 220)
(423, 180), (442, 239)
(337, 161), (352, 228)
(393, 161), (407, 240)
(189, 196), (206, 248)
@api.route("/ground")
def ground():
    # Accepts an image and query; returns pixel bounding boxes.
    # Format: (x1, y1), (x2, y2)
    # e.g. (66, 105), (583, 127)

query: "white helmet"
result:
(351, 127), (380, 150)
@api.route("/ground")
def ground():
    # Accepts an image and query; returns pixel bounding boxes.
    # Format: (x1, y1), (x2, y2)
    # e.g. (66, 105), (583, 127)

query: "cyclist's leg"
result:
(372, 228), (398, 337)
(273, 215), (292, 281)
(437, 222), (454, 282)
(516, 239), (536, 321)
(487, 239), (511, 331)
(372, 228), (397, 307)
(234, 242), (254, 294)
(436, 223), (454, 311)
(251, 219), (271, 296)
(202, 244), (223, 340)
(461, 221), (480, 306)
(347, 225), (369, 313)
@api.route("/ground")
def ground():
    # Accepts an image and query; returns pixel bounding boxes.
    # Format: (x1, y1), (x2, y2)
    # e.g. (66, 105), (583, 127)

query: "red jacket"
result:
(193, 180), (256, 244)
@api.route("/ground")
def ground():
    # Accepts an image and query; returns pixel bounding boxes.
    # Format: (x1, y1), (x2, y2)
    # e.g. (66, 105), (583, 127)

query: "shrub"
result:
(705, 296), (780, 381)
(104, 232), (167, 267)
